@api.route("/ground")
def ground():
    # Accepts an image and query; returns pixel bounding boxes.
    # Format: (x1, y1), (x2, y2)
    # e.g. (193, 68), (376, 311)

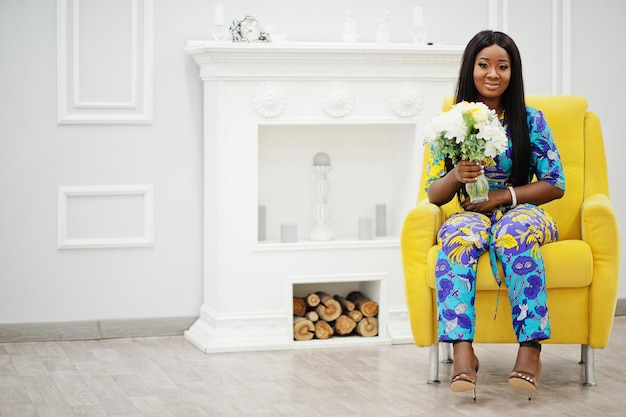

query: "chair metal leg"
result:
(428, 343), (441, 384)
(581, 344), (597, 386)
(442, 341), (453, 363)
(579, 344), (585, 365)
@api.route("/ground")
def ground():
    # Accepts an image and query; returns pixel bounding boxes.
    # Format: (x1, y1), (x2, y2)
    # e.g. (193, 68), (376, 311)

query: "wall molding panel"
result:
(552, 0), (572, 94)
(488, 0), (508, 32)
(56, 0), (153, 124)
(57, 185), (155, 249)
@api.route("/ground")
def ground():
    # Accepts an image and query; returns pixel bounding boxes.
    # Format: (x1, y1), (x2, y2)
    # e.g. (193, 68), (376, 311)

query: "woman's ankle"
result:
(452, 341), (474, 358)
(519, 340), (541, 351)
(513, 342), (542, 375)
(452, 341), (478, 374)
(451, 340), (474, 351)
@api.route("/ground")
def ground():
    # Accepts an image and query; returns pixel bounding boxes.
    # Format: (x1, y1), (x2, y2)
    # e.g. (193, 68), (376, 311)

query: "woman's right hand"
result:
(427, 160), (486, 206)
(453, 160), (485, 185)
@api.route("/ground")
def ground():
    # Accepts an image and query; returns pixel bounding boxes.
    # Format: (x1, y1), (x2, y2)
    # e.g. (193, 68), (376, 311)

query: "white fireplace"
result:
(184, 41), (463, 352)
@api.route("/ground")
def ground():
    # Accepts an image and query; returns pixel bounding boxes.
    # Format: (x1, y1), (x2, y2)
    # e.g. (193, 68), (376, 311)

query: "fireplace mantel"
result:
(184, 41), (463, 352)
(185, 41), (463, 79)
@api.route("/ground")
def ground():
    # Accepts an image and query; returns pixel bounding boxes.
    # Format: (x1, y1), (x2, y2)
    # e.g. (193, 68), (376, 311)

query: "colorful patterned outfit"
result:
(425, 106), (566, 343)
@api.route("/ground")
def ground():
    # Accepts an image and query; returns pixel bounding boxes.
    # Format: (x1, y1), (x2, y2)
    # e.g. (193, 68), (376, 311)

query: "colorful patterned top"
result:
(425, 106), (567, 194)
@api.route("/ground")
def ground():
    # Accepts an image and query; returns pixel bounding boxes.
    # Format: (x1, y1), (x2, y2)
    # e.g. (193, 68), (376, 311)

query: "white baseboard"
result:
(0, 316), (197, 343)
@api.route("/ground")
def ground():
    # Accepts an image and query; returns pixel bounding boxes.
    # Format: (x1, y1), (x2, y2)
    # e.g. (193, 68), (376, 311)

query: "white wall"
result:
(0, 0), (624, 328)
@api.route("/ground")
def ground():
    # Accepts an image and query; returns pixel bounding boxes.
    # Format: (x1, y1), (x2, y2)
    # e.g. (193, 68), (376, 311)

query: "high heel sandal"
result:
(450, 365), (479, 400)
(508, 342), (542, 400)
(449, 342), (480, 400)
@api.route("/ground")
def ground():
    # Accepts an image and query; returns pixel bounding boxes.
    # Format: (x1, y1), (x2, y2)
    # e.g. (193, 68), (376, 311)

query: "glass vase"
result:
(465, 173), (489, 203)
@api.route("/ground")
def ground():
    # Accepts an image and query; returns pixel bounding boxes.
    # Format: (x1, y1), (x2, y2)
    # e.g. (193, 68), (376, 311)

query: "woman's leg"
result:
(436, 211), (489, 395)
(491, 204), (558, 396)
(436, 212), (491, 342)
(491, 204), (558, 342)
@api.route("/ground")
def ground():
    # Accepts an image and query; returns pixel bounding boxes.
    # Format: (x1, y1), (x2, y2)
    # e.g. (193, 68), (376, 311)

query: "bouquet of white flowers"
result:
(423, 101), (509, 203)
(423, 101), (508, 164)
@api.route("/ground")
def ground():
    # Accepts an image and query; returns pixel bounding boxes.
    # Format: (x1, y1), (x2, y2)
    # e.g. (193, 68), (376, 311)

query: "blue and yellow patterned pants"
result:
(436, 203), (558, 343)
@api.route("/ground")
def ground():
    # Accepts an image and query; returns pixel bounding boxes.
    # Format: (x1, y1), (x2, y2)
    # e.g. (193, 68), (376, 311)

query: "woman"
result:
(425, 30), (566, 399)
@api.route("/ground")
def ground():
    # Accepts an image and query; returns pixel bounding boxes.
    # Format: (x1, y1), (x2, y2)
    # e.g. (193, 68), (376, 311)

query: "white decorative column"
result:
(184, 41), (463, 353)
(309, 152), (334, 241)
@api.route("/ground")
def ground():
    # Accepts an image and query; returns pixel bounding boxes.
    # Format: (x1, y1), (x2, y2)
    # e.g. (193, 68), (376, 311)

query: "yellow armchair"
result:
(401, 95), (620, 385)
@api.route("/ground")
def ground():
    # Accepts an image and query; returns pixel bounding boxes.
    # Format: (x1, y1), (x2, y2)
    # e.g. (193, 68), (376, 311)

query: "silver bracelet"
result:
(507, 186), (517, 207)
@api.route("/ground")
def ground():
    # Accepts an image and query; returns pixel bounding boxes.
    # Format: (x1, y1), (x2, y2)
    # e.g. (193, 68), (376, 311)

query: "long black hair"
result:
(454, 30), (531, 187)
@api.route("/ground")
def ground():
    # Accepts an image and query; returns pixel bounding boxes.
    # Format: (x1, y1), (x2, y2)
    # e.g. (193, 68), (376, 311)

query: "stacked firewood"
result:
(293, 291), (379, 341)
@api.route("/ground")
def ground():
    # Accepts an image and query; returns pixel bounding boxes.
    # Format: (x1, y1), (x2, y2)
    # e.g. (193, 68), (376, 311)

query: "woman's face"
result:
(473, 43), (511, 103)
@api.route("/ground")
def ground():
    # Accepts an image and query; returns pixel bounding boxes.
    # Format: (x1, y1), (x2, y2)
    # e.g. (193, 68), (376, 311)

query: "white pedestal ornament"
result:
(309, 152), (334, 241)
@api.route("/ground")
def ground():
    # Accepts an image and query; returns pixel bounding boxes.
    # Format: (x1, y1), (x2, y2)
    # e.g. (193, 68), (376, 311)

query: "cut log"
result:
(333, 294), (355, 312)
(356, 317), (378, 337)
(334, 315), (357, 335)
(305, 311), (319, 322)
(348, 309), (363, 323)
(293, 317), (315, 340)
(293, 297), (307, 317)
(314, 320), (334, 339)
(346, 291), (379, 317)
(305, 293), (321, 308)
(315, 291), (342, 322)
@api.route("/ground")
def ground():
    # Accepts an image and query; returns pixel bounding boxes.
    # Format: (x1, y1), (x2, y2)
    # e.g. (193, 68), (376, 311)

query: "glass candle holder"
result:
(212, 24), (229, 42)
(411, 25), (427, 44)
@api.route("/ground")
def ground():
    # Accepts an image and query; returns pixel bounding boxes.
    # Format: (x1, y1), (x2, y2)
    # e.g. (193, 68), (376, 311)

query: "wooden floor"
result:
(1, 317), (625, 417)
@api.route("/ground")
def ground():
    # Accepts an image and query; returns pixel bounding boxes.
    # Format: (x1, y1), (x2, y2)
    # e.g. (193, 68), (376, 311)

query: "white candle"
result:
(413, 6), (424, 27)
(375, 204), (386, 237)
(358, 217), (373, 241)
(214, 4), (224, 25)
(281, 223), (298, 243)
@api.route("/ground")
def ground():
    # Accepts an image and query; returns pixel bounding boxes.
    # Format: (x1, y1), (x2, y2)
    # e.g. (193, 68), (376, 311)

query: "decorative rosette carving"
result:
(320, 82), (355, 118)
(251, 82), (287, 118)
(389, 83), (424, 118)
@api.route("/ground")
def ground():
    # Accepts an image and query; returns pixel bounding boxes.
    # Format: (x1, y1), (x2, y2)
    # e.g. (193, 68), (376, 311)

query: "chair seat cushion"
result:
(427, 239), (592, 291)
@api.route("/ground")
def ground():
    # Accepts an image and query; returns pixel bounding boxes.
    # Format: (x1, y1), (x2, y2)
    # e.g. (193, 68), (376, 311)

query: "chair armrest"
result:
(401, 200), (444, 346)
(581, 193), (621, 348)
(405, 199), (444, 246)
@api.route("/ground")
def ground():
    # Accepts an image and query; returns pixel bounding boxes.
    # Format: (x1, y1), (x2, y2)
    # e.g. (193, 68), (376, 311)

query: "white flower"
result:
(442, 107), (467, 143)
(484, 137), (505, 159)
(423, 101), (508, 163)
(478, 123), (508, 158)
(423, 114), (445, 143)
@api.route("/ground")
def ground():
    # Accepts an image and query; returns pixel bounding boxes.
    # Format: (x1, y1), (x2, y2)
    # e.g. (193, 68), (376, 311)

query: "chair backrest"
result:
(416, 95), (609, 241)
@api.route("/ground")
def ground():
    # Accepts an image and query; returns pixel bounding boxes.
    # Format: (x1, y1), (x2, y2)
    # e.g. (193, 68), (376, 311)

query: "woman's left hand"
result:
(461, 189), (510, 213)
